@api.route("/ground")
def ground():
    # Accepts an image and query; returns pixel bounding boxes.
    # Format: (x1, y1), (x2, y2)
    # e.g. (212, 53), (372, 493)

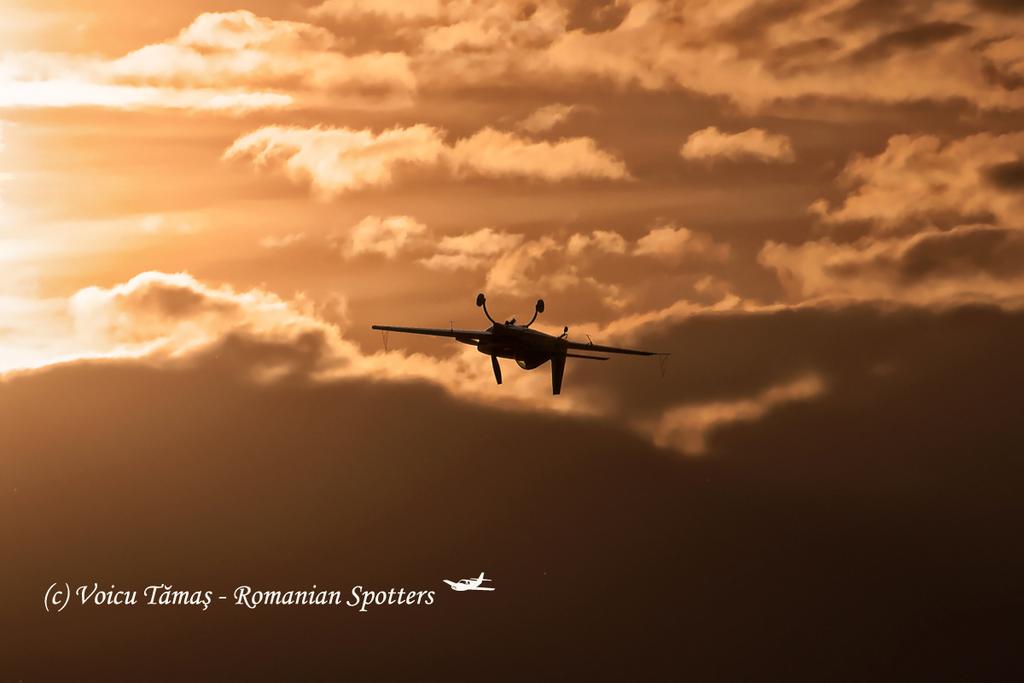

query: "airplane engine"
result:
(515, 354), (550, 370)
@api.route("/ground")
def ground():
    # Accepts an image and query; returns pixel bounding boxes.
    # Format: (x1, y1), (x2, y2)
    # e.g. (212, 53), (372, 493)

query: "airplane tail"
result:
(551, 353), (566, 395)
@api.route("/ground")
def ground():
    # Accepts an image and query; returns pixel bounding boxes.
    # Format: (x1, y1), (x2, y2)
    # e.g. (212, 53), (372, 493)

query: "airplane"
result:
(444, 572), (494, 592)
(372, 293), (660, 395)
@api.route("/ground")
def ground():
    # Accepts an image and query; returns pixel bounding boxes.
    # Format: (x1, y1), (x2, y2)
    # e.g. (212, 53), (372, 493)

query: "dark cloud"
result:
(561, 0), (629, 33)
(768, 36), (841, 75)
(975, 0), (1024, 14)
(827, 0), (925, 30)
(571, 302), (1024, 420)
(715, 0), (811, 43)
(982, 59), (1024, 90)
(808, 226), (1024, 285)
(4, 304), (1024, 679)
(849, 21), (973, 63)
(984, 159), (1024, 190)
(897, 226), (1024, 280)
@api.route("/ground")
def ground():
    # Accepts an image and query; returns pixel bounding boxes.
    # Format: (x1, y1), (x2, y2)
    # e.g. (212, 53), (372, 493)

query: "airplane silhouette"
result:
(444, 572), (494, 592)
(372, 293), (659, 395)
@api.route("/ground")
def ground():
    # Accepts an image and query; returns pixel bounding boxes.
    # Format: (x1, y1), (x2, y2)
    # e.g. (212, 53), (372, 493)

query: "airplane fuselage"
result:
(459, 323), (562, 369)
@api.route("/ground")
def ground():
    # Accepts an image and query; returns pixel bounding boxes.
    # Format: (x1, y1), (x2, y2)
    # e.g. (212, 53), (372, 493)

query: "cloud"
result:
(311, 0), (443, 21)
(67, 272), (357, 372)
(633, 225), (731, 263)
(111, 11), (416, 94)
(419, 227), (525, 270)
(7, 2), (1024, 115)
(223, 125), (446, 197)
(139, 214), (198, 235)
(984, 159), (1024, 191)
(479, 235), (628, 309)
(328, 218), (631, 310)
(403, 0), (1024, 111)
(0, 269), (734, 439)
(567, 229), (627, 256)
(813, 132), (1024, 231)
(0, 78), (293, 112)
(8, 300), (1024, 679)
(331, 218), (527, 271)
(419, 0), (567, 53)
(9, 269), (1024, 473)
(516, 103), (578, 133)
(644, 373), (825, 454)
(6, 297), (1024, 679)
(982, 33), (1024, 89)
(4, 270), (580, 412)
(976, 0), (1024, 13)
(759, 224), (1024, 306)
(225, 124), (630, 195)
(765, 131), (1024, 309)
(848, 21), (972, 63)
(259, 233), (307, 249)
(0, 10), (414, 112)
(175, 10), (337, 51)
(680, 126), (795, 163)
(413, 225), (730, 308)
(447, 127), (630, 181)
(485, 236), (562, 295)
(345, 215), (428, 259)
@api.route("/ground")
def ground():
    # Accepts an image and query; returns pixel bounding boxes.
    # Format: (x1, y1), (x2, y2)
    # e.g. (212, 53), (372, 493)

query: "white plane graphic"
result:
(444, 572), (494, 591)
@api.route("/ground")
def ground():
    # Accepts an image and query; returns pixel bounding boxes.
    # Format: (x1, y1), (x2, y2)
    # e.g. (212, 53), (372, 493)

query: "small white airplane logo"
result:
(444, 572), (494, 592)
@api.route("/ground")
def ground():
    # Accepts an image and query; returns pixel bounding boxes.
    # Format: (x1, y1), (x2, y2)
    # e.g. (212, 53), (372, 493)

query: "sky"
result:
(2, 0), (1024, 678)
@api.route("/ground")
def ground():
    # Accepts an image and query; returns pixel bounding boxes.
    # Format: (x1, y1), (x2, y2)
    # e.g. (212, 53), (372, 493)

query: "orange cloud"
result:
(112, 11), (415, 94)
(225, 124), (630, 195)
(401, 0), (1024, 111)
(516, 103), (578, 133)
(419, 227), (526, 271)
(259, 233), (307, 249)
(634, 225), (731, 263)
(0, 10), (413, 112)
(312, 0), (443, 21)
(760, 225), (1024, 307)
(448, 127), (630, 181)
(0, 270), (859, 457)
(567, 230), (628, 256)
(9, 271), (584, 414)
(813, 132), (1024, 231)
(344, 215), (429, 259)
(224, 125), (446, 197)
(680, 126), (795, 163)
(9, 2), (1023, 115)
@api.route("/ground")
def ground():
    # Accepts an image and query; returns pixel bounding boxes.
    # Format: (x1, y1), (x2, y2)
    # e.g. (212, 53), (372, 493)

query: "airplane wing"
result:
(563, 339), (657, 356)
(372, 325), (489, 340)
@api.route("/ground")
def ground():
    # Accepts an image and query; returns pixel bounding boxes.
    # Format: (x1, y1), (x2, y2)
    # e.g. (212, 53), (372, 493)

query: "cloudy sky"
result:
(3, 0), (1024, 678)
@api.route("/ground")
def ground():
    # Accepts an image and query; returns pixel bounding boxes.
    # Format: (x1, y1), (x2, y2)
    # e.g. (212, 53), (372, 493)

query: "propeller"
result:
(491, 355), (502, 385)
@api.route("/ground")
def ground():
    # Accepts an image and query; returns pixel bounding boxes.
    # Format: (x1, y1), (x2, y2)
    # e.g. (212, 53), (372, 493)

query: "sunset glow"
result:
(4, 2), (1024, 678)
